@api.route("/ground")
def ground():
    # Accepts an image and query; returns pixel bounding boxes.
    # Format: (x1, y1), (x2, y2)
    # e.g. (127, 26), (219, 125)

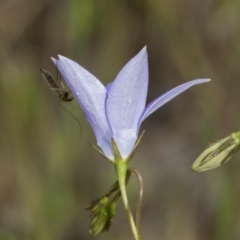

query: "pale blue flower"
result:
(52, 47), (210, 161)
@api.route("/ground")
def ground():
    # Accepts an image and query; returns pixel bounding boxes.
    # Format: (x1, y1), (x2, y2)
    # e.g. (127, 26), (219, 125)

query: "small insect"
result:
(39, 68), (73, 102)
(40, 68), (82, 136)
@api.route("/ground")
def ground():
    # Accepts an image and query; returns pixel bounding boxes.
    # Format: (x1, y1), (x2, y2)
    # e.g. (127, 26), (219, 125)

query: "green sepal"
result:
(127, 131), (145, 161)
(111, 138), (123, 162)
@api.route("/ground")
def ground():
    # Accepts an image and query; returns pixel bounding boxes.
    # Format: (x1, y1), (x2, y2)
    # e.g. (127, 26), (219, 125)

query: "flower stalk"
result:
(112, 137), (140, 239)
(115, 161), (140, 240)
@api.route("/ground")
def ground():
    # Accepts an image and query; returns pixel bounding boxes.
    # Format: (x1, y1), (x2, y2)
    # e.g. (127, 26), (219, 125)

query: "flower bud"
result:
(84, 196), (117, 236)
(192, 132), (240, 172)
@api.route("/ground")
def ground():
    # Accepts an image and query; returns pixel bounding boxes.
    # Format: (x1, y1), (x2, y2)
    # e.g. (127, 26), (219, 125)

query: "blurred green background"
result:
(1, 0), (240, 239)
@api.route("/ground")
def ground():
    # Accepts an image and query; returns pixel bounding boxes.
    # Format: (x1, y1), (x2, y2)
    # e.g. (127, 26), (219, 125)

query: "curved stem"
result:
(128, 168), (143, 239)
(115, 161), (140, 240)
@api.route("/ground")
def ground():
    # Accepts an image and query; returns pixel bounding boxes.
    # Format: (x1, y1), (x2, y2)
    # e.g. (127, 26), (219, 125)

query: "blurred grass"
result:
(1, 0), (240, 239)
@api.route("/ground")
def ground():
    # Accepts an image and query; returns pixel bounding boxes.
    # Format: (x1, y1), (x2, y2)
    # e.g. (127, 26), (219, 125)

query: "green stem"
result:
(115, 161), (140, 240)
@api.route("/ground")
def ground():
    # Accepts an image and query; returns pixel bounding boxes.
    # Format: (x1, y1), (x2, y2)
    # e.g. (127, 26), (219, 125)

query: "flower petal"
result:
(106, 47), (148, 158)
(52, 56), (114, 159)
(140, 78), (211, 123)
